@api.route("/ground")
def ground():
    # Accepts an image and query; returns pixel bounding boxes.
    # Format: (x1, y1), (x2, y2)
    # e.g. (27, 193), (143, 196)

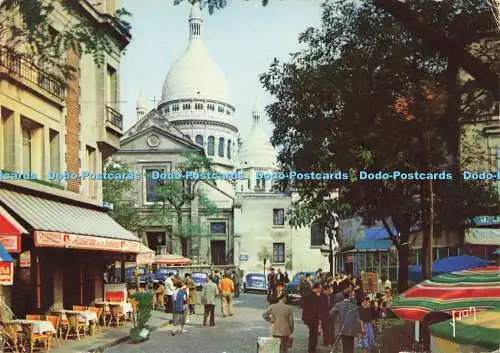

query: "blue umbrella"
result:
(408, 255), (489, 282)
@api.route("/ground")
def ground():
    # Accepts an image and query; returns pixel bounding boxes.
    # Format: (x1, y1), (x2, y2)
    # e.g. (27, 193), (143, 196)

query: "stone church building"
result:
(114, 4), (329, 275)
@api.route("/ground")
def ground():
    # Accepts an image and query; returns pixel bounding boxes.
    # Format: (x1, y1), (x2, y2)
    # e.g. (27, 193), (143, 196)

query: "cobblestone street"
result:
(105, 292), (334, 353)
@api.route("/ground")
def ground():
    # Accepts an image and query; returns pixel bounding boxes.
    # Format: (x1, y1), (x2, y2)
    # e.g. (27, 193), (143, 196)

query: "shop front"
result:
(0, 182), (143, 317)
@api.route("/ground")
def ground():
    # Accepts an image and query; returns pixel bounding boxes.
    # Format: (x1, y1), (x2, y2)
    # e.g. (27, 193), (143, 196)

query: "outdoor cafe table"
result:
(4, 319), (56, 335)
(94, 301), (133, 315)
(54, 310), (98, 325)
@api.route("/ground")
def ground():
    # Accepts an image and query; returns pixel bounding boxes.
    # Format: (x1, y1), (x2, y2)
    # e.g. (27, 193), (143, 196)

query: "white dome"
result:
(239, 97), (276, 169)
(160, 4), (231, 105)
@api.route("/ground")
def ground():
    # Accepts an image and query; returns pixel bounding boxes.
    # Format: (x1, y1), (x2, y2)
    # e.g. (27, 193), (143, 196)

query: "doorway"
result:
(211, 240), (226, 265)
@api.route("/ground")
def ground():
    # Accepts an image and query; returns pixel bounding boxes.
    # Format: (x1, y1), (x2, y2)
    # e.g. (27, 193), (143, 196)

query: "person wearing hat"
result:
(301, 281), (323, 353)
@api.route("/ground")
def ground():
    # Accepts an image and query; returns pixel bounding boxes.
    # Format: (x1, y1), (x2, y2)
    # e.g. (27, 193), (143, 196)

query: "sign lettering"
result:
(0, 262), (13, 285)
(0, 234), (20, 252)
(450, 307), (476, 338)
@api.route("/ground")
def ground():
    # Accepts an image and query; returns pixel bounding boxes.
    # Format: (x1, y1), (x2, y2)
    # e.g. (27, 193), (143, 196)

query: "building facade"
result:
(115, 3), (330, 276)
(0, 0), (141, 316)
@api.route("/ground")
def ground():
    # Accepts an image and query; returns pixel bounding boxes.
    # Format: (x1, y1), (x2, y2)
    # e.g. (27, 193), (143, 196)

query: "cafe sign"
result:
(0, 261), (14, 285)
(0, 234), (20, 253)
(33, 231), (141, 253)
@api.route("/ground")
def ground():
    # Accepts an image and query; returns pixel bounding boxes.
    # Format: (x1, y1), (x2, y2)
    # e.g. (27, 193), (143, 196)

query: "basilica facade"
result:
(115, 4), (329, 275)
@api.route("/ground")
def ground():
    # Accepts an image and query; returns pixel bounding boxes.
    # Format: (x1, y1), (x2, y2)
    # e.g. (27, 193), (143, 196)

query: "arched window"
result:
(182, 103), (191, 110)
(195, 135), (203, 147)
(218, 105), (225, 113)
(172, 104), (179, 112)
(218, 137), (225, 157)
(207, 136), (215, 156)
(207, 103), (215, 111)
(195, 103), (203, 110)
(227, 140), (231, 159)
(184, 135), (191, 141)
(310, 220), (325, 246)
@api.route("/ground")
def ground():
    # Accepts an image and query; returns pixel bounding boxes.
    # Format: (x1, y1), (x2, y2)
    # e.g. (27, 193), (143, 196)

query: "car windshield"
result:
(247, 274), (265, 280)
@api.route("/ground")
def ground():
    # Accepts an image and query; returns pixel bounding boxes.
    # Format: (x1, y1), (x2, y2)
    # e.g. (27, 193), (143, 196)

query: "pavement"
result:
(103, 293), (339, 353)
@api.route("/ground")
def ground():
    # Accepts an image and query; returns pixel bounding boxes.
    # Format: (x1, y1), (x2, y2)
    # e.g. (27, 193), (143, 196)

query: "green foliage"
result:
(102, 158), (141, 231)
(0, 0), (131, 80)
(129, 292), (153, 343)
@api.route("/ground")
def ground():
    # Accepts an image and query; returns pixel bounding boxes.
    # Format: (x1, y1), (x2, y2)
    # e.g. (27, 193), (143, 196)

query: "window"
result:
(310, 220), (325, 246)
(226, 109), (231, 115)
(22, 123), (32, 173)
(273, 208), (285, 226)
(207, 103), (215, 111)
(210, 222), (226, 234)
(172, 104), (179, 112)
(227, 140), (231, 159)
(195, 135), (203, 147)
(273, 243), (285, 263)
(195, 103), (203, 110)
(106, 65), (118, 110)
(86, 146), (96, 198)
(247, 179), (250, 190)
(218, 138), (225, 157)
(1, 107), (14, 171)
(145, 168), (165, 203)
(182, 103), (191, 110)
(207, 136), (215, 156)
(218, 105), (225, 113)
(165, 106), (170, 113)
(49, 130), (60, 172)
(240, 185), (243, 191)
(184, 135), (191, 141)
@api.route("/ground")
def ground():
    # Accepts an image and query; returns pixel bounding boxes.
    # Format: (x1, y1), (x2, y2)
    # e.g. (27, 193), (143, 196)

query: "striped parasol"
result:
(392, 266), (500, 321)
(154, 254), (192, 266)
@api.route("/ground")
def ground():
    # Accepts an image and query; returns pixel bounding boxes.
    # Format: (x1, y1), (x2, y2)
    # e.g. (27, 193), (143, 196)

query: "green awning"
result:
(465, 228), (500, 245)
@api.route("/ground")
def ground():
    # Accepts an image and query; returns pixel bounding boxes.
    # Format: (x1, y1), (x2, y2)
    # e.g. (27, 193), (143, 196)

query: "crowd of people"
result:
(149, 269), (239, 335)
(262, 268), (395, 353)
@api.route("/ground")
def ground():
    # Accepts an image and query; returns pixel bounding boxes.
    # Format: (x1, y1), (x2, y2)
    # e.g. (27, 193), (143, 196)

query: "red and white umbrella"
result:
(154, 254), (192, 266)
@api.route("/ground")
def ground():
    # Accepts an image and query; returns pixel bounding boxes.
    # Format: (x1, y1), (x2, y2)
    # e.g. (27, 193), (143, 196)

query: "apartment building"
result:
(0, 0), (142, 317)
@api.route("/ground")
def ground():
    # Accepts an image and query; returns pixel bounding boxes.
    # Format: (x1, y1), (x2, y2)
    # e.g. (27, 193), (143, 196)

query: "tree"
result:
(147, 153), (219, 258)
(102, 158), (141, 232)
(1, 0), (131, 79)
(260, 0), (499, 291)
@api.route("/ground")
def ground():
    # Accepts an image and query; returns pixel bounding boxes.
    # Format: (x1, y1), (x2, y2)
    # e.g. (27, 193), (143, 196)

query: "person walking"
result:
(201, 275), (218, 326)
(330, 291), (362, 353)
(320, 285), (335, 346)
(165, 273), (175, 314)
(154, 280), (165, 310)
(218, 273), (234, 317)
(184, 273), (197, 315)
(301, 282), (323, 353)
(233, 271), (241, 298)
(171, 282), (187, 335)
(267, 268), (277, 303)
(262, 292), (294, 353)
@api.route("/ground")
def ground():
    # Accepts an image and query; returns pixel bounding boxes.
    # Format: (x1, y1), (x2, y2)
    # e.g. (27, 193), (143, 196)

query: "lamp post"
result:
(321, 212), (339, 275)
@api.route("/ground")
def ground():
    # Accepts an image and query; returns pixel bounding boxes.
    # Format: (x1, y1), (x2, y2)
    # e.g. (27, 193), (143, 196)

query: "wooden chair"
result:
(23, 323), (50, 352)
(26, 315), (41, 320)
(0, 323), (27, 353)
(86, 307), (102, 335)
(55, 312), (68, 339)
(45, 315), (61, 347)
(72, 306), (87, 311)
(64, 313), (85, 340)
(94, 303), (109, 327)
(108, 305), (125, 327)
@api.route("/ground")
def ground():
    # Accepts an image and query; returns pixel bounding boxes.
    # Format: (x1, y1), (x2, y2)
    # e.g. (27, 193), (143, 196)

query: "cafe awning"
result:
(0, 188), (141, 253)
(154, 254), (192, 265)
(0, 205), (28, 253)
(0, 243), (14, 285)
(136, 244), (155, 265)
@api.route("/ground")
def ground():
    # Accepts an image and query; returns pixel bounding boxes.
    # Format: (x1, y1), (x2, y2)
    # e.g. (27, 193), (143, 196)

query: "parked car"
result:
(126, 266), (155, 286)
(285, 271), (317, 304)
(191, 272), (208, 290)
(243, 273), (267, 293)
(154, 267), (180, 282)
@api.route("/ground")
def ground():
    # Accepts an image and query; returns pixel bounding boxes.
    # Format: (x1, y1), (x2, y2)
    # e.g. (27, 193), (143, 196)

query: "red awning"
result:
(0, 206), (27, 253)
(154, 254), (192, 265)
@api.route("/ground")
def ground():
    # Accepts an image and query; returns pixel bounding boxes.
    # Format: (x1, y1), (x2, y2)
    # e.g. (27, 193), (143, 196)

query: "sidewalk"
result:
(49, 309), (172, 353)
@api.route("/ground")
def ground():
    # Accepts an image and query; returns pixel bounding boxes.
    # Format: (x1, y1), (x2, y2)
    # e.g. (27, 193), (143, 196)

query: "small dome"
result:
(159, 4), (231, 105)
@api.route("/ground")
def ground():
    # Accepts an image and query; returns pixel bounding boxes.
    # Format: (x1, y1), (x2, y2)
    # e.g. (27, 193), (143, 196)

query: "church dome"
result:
(239, 98), (276, 169)
(159, 4), (231, 105)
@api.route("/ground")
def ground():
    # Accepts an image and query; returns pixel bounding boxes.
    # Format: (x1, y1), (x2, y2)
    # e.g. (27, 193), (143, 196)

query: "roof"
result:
(0, 188), (139, 242)
(159, 4), (231, 105)
(429, 306), (500, 351)
(355, 239), (392, 250)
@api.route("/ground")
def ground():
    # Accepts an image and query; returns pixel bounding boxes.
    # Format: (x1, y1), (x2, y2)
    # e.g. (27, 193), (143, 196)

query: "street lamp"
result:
(323, 212), (340, 275)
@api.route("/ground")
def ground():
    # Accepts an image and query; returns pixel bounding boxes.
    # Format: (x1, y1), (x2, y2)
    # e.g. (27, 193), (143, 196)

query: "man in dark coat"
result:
(301, 281), (323, 353)
(319, 285), (335, 346)
(267, 268), (277, 303)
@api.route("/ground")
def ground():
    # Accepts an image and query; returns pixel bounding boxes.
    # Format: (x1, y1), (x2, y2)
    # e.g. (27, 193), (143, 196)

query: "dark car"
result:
(285, 271), (317, 304)
(126, 266), (155, 286)
(154, 267), (180, 282)
(243, 273), (267, 293)
(191, 272), (208, 290)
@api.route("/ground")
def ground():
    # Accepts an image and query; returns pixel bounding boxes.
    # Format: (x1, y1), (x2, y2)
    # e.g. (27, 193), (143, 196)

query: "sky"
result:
(120, 0), (323, 139)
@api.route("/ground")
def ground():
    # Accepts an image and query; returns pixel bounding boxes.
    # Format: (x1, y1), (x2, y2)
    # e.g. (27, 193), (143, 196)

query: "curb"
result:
(88, 320), (172, 352)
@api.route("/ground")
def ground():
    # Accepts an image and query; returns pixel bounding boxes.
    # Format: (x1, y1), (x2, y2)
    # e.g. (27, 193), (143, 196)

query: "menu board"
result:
(362, 272), (378, 293)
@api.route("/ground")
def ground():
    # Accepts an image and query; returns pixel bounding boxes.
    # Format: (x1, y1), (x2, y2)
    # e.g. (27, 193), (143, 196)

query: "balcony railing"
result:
(0, 47), (66, 101)
(105, 105), (123, 130)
